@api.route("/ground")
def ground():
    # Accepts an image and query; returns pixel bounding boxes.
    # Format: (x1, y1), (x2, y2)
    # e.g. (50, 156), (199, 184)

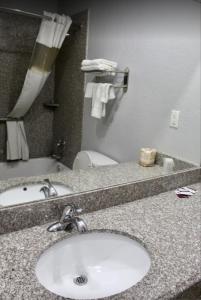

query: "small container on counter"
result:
(139, 148), (157, 167)
(163, 157), (175, 173)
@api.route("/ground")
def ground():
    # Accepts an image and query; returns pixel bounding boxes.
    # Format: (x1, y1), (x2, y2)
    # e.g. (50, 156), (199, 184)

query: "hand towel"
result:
(85, 83), (116, 119)
(84, 82), (96, 98)
(91, 84), (104, 119)
(100, 83), (115, 104)
(6, 121), (29, 161)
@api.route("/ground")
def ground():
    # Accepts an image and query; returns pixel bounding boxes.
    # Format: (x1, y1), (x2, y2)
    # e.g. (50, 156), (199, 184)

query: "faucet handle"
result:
(60, 204), (83, 223)
(60, 205), (74, 222)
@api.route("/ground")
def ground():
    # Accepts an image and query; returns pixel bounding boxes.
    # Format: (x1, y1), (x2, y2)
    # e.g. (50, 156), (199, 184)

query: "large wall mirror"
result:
(0, 0), (200, 208)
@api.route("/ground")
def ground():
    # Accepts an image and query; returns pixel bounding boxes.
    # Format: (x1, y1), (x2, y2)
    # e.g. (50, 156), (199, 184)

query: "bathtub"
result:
(0, 157), (69, 181)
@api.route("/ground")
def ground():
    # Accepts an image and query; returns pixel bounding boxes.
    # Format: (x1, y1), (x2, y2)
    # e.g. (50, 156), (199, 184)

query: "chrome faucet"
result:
(40, 186), (51, 198)
(47, 204), (88, 233)
(40, 179), (58, 198)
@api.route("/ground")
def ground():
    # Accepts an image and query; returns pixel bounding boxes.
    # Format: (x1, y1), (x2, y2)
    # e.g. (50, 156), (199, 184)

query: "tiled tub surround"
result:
(0, 10), (88, 164)
(0, 12), (54, 161)
(0, 184), (200, 300)
(53, 11), (88, 169)
(0, 163), (200, 234)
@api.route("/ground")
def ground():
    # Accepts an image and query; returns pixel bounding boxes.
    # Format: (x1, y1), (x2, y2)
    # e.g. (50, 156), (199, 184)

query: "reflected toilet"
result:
(73, 151), (118, 170)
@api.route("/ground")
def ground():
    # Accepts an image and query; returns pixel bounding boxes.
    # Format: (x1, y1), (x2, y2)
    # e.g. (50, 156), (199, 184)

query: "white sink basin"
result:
(35, 231), (151, 299)
(0, 183), (73, 206)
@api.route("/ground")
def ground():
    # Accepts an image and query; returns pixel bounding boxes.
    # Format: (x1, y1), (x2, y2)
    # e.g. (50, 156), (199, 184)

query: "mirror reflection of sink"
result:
(0, 183), (73, 207)
(35, 231), (151, 299)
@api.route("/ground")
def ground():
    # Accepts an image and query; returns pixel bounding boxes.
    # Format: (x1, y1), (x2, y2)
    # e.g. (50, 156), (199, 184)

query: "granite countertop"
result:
(0, 183), (200, 300)
(0, 159), (197, 197)
(0, 161), (166, 195)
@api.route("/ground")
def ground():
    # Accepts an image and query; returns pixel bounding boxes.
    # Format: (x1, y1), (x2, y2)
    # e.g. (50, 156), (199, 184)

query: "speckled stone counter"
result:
(0, 161), (167, 195)
(0, 183), (200, 300)
(0, 156), (196, 196)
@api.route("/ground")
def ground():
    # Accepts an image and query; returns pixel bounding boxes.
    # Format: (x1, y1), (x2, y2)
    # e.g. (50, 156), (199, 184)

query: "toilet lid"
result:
(87, 151), (118, 167)
(73, 151), (92, 170)
(73, 151), (118, 170)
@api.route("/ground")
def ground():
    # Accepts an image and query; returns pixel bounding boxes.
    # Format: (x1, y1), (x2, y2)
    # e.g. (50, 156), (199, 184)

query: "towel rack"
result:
(82, 68), (129, 93)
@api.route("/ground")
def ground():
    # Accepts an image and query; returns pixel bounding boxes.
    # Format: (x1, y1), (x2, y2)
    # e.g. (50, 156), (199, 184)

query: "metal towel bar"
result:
(83, 68), (130, 93)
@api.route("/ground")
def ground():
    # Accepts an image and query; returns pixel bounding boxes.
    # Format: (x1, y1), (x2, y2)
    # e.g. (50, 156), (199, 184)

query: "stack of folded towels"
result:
(85, 83), (116, 119)
(81, 59), (118, 72)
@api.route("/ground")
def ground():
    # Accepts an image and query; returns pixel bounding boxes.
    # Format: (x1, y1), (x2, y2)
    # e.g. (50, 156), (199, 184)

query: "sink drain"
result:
(73, 275), (88, 286)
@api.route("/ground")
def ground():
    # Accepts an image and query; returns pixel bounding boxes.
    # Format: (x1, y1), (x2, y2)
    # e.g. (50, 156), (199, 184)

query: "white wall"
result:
(63, 0), (200, 165)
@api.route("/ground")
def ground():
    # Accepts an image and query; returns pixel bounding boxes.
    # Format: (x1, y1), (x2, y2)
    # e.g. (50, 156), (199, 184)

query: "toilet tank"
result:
(73, 151), (118, 170)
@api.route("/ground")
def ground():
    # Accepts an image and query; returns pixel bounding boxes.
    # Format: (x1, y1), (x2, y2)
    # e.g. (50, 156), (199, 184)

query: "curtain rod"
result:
(0, 7), (53, 21)
(0, 7), (81, 30)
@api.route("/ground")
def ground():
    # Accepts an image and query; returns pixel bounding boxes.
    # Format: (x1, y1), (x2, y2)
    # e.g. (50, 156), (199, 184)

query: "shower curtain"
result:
(6, 11), (72, 160)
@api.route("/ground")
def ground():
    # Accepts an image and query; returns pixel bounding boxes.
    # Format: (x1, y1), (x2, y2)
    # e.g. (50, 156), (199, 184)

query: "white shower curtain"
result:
(7, 11), (72, 160)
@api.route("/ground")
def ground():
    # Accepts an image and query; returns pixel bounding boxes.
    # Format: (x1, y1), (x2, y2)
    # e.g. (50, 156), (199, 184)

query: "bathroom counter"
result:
(0, 161), (166, 196)
(0, 183), (200, 300)
(1, 150), (196, 197)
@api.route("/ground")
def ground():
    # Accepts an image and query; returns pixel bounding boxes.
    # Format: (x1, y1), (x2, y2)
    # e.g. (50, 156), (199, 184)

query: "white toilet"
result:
(73, 151), (118, 170)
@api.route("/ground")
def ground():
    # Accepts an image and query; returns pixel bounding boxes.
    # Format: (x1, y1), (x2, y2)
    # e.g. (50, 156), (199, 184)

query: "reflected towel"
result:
(85, 82), (96, 98)
(81, 65), (116, 72)
(85, 83), (115, 119)
(91, 84), (105, 119)
(6, 121), (29, 161)
(82, 59), (118, 68)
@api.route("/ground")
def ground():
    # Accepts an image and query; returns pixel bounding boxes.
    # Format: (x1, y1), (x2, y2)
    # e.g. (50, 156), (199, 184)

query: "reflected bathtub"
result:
(0, 157), (69, 181)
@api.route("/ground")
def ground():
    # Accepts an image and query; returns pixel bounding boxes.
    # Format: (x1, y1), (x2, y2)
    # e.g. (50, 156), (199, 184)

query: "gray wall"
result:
(63, 0), (201, 166)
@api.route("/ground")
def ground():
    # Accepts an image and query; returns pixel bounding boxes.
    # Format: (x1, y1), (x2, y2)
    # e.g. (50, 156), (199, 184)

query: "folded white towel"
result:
(82, 59), (118, 69)
(85, 83), (115, 119)
(81, 64), (116, 72)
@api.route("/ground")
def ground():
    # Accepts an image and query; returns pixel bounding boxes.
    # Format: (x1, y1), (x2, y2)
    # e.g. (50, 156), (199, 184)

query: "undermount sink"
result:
(0, 182), (73, 206)
(35, 231), (151, 299)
